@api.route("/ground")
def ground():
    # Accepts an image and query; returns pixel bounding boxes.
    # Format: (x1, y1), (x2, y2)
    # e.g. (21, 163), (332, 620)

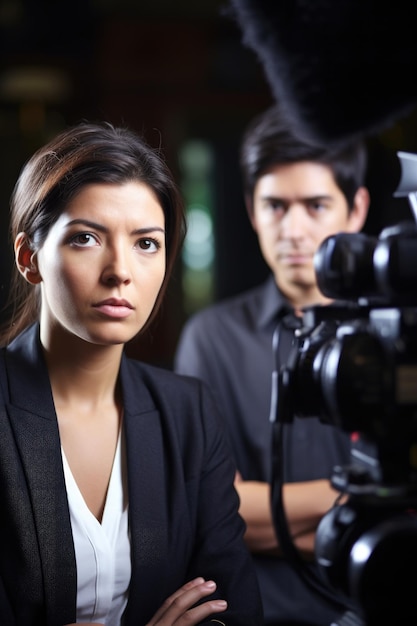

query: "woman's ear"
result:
(14, 232), (42, 285)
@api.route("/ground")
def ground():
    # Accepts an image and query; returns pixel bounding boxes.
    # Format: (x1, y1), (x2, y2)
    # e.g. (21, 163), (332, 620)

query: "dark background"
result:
(1, 0), (417, 367)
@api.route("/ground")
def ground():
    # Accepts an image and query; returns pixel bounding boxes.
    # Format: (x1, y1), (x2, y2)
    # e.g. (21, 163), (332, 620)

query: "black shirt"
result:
(174, 275), (351, 625)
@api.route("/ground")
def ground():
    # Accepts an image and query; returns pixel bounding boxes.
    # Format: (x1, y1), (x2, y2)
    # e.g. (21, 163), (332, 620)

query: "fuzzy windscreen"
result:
(228, 0), (417, 146)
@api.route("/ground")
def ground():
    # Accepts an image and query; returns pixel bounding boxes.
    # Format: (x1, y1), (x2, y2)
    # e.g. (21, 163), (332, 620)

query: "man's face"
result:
(251, 161), (368, 309)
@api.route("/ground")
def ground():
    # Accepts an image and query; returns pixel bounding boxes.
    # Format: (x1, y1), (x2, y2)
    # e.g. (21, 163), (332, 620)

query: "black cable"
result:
(269, 321), (353, 614)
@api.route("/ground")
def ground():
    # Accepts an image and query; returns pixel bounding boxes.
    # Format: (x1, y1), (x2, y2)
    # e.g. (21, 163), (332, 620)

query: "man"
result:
(174, 105), (370, 625)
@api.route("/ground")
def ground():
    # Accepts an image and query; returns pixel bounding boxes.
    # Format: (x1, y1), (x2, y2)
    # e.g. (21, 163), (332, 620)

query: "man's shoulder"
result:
(185, 281), (270, 329)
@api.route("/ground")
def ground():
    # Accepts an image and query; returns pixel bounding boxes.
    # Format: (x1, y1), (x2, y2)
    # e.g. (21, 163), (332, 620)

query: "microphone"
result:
(228, 0), (417, 146)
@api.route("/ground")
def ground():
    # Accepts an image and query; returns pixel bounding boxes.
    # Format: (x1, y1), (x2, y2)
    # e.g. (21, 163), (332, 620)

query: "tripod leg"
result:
(331, 610), (365, 626)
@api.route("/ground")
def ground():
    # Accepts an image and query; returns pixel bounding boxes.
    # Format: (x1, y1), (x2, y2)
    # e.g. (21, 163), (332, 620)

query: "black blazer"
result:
(0, 324), (263, 626)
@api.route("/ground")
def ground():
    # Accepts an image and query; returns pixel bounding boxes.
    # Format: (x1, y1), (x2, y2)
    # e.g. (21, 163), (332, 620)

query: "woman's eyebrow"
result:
(131, 226), (166, 235)
(66, 218), (108, 232)
(66, 218), (165, 235)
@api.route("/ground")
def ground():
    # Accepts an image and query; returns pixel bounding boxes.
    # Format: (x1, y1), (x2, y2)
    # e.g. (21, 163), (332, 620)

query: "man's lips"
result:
(93, 298), (134, 319)
(279, 252), (312, 265)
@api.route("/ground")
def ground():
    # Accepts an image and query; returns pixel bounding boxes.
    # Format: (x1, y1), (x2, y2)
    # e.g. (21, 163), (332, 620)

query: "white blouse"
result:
(61, 429), (131, 625)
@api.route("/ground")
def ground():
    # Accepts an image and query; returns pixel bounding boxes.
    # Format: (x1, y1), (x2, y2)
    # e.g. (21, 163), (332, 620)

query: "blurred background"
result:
(1, 0), (417, 367)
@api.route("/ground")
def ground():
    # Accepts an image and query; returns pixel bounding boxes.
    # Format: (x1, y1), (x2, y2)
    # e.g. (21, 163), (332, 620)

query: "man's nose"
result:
(280, 204), (307, 238)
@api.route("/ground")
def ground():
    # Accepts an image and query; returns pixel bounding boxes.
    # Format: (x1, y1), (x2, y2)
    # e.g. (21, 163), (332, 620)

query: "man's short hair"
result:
(240, 105), (368, 212)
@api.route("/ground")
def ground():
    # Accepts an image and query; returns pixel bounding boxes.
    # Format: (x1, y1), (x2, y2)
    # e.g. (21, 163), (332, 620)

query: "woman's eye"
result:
(136, 238), (160, 252)
(70, 233), (98, 247)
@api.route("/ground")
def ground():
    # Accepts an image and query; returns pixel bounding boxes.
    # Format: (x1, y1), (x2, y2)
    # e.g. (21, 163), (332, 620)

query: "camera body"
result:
(280, 294), (417, 482)
(273, 152), (417, 624)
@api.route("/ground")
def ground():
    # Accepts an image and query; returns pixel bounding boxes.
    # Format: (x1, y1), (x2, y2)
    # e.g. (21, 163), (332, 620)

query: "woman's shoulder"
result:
(123, 356), (204, 397)
(121, 356), (220, 436)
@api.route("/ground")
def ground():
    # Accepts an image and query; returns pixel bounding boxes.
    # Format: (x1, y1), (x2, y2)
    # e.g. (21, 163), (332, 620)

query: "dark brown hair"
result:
(240, 104), (368, 214)
(1, 121), (186, 345)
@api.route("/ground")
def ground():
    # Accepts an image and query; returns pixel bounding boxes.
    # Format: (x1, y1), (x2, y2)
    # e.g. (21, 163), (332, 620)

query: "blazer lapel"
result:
(120, 356), (171, 625)
(4, 325), (76, 625)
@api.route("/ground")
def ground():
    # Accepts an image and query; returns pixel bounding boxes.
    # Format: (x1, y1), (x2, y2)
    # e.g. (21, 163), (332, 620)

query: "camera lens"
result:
(314, 233), (378, 300)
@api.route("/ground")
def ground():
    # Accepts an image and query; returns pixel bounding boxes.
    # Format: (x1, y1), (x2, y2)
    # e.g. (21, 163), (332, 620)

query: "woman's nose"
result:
(101, 248), (131, 285)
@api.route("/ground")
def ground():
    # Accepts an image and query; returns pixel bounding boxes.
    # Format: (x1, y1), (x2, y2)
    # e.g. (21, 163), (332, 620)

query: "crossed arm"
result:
(234, 472), (342, 557)
(65, 577), (227, 626)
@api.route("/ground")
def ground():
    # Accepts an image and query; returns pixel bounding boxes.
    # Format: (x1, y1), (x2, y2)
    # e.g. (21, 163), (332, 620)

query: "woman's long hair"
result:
(0, 121), (186, 346)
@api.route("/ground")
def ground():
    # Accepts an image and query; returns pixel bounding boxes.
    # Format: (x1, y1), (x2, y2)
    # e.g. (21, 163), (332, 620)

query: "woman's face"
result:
(33, 181), (166, 347)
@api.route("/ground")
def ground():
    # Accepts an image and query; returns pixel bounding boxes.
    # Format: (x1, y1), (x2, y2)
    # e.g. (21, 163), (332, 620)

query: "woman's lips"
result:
(93, 298), (134, 319)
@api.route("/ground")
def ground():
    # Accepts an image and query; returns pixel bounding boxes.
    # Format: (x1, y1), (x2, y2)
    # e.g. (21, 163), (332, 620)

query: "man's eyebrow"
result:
(303, 194), (333, 203)
(66, 219), (165, 235)
(260, 194), (333, 203)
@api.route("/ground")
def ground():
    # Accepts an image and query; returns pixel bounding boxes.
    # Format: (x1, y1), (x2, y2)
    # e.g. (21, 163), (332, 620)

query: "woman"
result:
(0, 122), (263, 626)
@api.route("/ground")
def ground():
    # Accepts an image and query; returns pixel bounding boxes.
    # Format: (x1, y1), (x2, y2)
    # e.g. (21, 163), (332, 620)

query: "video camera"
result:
(270, 152), (417, 626)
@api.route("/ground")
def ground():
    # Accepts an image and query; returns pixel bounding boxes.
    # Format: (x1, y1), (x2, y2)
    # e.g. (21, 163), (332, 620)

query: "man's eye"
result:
(309, 202), (326, 212)
(268, 200), (284, 211)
